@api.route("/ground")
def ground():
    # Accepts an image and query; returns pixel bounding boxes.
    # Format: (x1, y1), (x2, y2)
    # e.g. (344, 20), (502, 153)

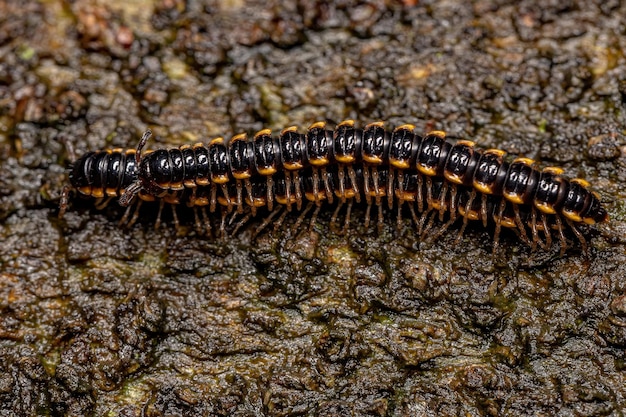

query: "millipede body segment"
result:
(65, 121), (608, 253)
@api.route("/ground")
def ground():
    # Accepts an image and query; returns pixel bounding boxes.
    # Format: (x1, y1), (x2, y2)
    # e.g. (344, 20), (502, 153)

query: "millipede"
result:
(63, 120), (609, 254)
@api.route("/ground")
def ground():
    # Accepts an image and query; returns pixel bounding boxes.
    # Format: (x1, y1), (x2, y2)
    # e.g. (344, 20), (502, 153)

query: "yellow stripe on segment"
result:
(456, 140), (475, 147)
(504, 192), (525, 205)
(334, 155), (356, 164)
(395, 124), (415, 132)
(473, 181), (495, 195)
(417, 164), (437, 176)
(543, 166), (564, 175)
(256, 167), (277, 176)
(562, 209), (582, 222)
(308, 121), (326, 130)
(390, 159), (410, 169)
(365, 121), (384, 129)
(444, 172), (463, 185)
(571, 178), (591, 188)
(513, 157), (535, 166)
(534, 200), (557, 215)
(280, 126), (298, 135)
(485, 148), (506, 157)
(254, 128), (272, 138)
(309, 157), (329, 167)
(427, 130), (446, 139)
(363, 155), (383, 164)
(231, 132), (247, 142)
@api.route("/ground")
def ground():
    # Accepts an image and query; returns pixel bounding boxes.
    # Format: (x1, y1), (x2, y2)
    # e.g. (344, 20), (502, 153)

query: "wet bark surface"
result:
(1, 0), (625, 415)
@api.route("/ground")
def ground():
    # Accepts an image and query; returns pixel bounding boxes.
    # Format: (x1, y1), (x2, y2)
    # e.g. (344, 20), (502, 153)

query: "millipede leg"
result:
(363, 167), (372, 205)
(120, 200), (140, 227)
(396, 199), (404, 231)
(292, 202), (313, 235)
(416, 175), (424, 213)
(59, 185), (71, 219)
(127, 200), (143, 228)
(285, 173), (293, 211)
(210, 184), (217, 213)
(331, 202), (344, 233)
(273, 208), (289, 233)
(512, 204), (530, 244)
(231, 212), (252, 237)
(530, 207), (539, 252)
(193, 207), (203, 235)
(348, 166), (360, 203)
(372, 167), (382, 207)
(337, 166), (346, 204)
(541, 213), (552, 249)
(322, 167), (333, 204)
(155, 200), (165, 229)
(343, 201), (353, 233)
(425, 177), (434, 212)
(245, 179), (255, 216)
(171, 205), (181, 233)
(219, 209), (227, 238)
(555, 215), (567, 256)
(221, 184), (232, 213)
(456, 190), (476, 241)
(387, 169), (395, 209)
(566, 218), (587, 253)
(377, 200), (384, 234)
(309, 204), (321, 232)
(408, 203), (420, 230)
(492, 199), (506, 255)
(531, 208), (549, 250)
(266, 176), (274, 211)
(254, 206), (283, 238)
(420, 210), (438, 241)
(438, 181), (448, 221)
(201, 207), (212, 237)
(480, 194), (488, 228)
(235, 180), (244, 214)
(94, 197), (113, 210)
(312, 168), (321, 206)
(293, 171), (303, 211)
(119, 201), (134, 226)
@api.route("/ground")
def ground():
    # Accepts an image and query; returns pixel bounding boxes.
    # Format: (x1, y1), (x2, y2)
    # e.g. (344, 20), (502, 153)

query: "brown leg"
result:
(235, 179), (244, 214)
(480, 193), (488, 228)
(331, 202), (343, 233)
(293, 171), (303, 211)
(155, 200), (165, 229)
(555, 215), (567, 256)
(322, 167), (333, 204)
(492, 199), (506, 256)
(512, 204), (529, 244)
(438, 181), (448, 221)
(348, 166), (360, 204)
(387, 168), (395, 209)
(58, 185), (71, 219)
(292, 202), (313, 235)
(266, 176), (274, 211)
(566, 218), (587, 254)
(254, 206), (283, 238)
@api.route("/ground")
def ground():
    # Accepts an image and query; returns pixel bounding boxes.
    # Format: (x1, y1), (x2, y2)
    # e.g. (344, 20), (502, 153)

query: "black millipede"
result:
(61, 149), (585, 254)
(114, 121), (608, 253)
